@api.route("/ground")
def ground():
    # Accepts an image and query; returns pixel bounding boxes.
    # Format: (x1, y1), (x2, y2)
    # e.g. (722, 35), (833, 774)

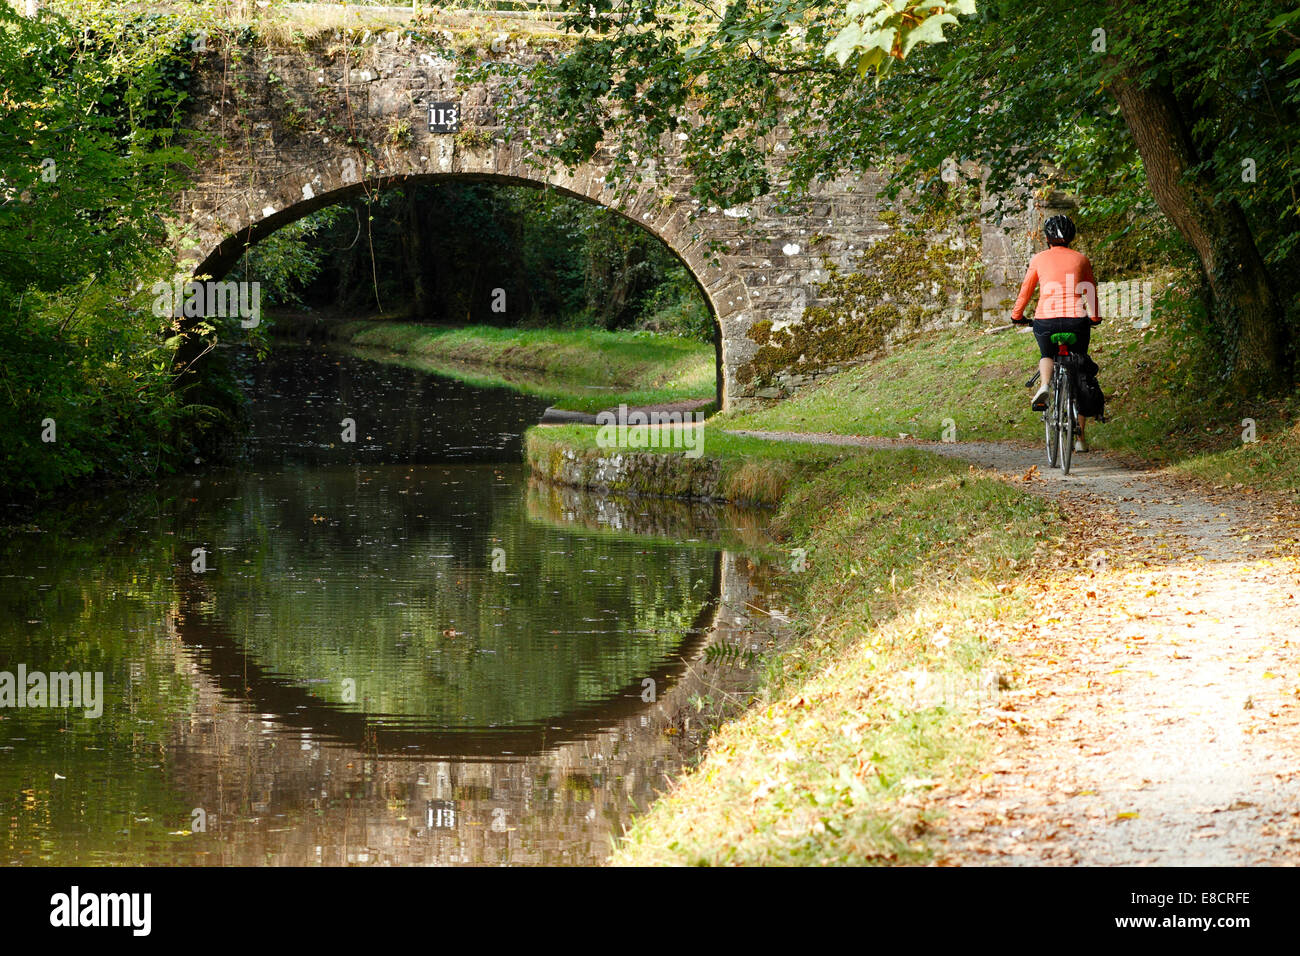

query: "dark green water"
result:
(0, 345), (770, 865)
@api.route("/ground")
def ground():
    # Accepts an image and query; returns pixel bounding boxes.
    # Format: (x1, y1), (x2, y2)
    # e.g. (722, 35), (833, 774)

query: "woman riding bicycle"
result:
(1010, 214), (1102, 452)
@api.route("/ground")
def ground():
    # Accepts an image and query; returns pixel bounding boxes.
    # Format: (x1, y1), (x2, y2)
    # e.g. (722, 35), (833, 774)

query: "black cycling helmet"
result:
(1044, 214), (1076, 246)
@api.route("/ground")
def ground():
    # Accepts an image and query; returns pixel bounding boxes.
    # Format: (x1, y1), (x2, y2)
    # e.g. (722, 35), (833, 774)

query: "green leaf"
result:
(864, 25), (899, 55)
(859, 46), (888, 76)
(826, 23), (865, 67)
(846, 0), (903, 27)
(902, 12), (959, 57)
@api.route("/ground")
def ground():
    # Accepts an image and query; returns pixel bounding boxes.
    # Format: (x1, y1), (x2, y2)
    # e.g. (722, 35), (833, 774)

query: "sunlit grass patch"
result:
(526, 424), (854, 507)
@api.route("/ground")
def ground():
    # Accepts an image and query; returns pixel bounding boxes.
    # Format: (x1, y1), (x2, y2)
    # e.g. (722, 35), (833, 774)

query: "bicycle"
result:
(1025, 331), (1082, 475)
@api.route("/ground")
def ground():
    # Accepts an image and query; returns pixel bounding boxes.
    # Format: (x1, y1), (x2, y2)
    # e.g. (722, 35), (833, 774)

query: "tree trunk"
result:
(1107, 69), (1287, 390)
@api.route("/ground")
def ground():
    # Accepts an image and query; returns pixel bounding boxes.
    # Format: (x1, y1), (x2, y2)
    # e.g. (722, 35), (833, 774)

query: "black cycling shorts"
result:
(1032, 317), (1092, 359)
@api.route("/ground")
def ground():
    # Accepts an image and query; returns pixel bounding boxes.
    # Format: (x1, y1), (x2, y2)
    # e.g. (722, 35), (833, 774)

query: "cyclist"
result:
(1010, 215), (1102, 452)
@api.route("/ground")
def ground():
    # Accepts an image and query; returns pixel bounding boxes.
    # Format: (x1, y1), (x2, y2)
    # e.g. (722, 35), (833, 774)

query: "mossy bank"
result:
(526, 426), (854, 507)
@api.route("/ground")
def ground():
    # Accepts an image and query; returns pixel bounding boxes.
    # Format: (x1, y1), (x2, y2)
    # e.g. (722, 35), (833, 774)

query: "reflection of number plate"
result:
(428, 101), (460, 133)
(428, 799), (456, 829)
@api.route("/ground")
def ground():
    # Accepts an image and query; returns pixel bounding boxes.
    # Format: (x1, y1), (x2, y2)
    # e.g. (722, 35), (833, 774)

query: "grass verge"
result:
(320, 320), (716, 414)
(607, 446), (1058, 864)
(523, 316), (1300, 862)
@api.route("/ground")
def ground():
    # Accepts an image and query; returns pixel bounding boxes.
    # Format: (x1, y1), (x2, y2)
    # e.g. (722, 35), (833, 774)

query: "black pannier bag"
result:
(1073, 355), (1106, 421)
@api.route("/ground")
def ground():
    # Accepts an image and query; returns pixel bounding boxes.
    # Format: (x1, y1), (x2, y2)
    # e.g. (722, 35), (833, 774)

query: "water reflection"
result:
(177, 464), (721, 752)
(164, 550), (777, 865)
(235, 343), (552, 464)
(0, 346), (779, 865)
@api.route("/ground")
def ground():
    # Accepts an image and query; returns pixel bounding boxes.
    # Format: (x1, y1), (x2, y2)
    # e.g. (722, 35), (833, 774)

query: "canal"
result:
(0, 344), (778, 865)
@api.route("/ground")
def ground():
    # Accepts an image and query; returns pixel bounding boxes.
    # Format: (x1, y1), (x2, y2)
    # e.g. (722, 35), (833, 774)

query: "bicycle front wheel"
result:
(1060, 374), (1075, 475)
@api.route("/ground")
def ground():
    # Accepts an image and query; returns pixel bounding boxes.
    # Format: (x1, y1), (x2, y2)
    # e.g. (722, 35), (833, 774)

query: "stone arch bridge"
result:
(175, 17), (1036, 409)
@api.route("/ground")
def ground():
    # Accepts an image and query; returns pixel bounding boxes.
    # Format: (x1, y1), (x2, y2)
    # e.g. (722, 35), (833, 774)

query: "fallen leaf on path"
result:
(1214, 800), (1256, 813)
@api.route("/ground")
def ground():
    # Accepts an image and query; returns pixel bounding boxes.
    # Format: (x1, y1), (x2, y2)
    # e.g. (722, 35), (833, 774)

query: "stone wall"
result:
(526, 439), (726, 502)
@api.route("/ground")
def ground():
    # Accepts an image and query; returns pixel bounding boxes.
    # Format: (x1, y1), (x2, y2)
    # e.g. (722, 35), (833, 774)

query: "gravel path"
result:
(729, 428), (1300, 865)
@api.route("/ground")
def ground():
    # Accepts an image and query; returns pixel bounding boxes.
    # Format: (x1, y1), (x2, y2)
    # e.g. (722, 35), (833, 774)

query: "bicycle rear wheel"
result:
(1060, 373), (1075, 475)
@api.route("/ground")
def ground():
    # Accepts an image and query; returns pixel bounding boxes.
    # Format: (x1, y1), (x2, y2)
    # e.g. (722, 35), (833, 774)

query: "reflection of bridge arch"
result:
(164, 552), (775, 865)
(172, 552), (722, 759)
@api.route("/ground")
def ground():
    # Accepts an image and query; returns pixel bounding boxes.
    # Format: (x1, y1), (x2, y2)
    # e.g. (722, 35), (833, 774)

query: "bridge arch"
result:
(190, 165), (738, 406)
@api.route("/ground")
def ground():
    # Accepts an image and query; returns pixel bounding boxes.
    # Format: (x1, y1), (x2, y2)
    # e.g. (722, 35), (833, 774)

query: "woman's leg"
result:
(1031, 321), (1055, 407)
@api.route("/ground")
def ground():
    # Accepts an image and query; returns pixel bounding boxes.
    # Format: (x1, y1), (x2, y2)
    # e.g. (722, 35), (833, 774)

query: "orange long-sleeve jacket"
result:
(1010, 245), (1099, 321)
